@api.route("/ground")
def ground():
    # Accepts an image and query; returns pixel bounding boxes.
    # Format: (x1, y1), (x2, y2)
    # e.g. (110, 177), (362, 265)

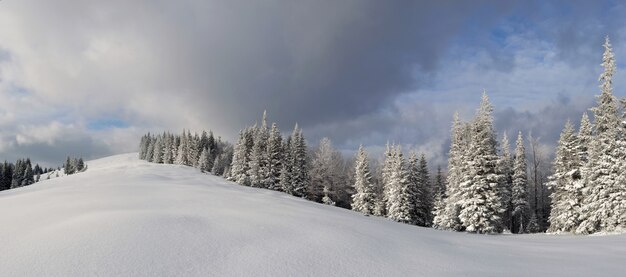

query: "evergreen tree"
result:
(289, 124), (308, 197)
(309, 138), (341, 203)
(152, 136), (163, 164)
(198, 148), (211, 172)
(458, 93), (504, 233)
(64, 156), (74, 175)
(512, 131), (529, 233)
(266, 123), (283, 190)
(22, 159), (34, 186)
(385, 146), (411, 223)
(279, 136), (293, 193)
(498, 132), (514, 231)
(229, 130), (251, 186)
(248, 112), (270, 187)
(175, 132), (189, 166)
(526, 213), (541, 233)
(417, 153), (432, 226)
(547, 120), (582, 233)
(433, 113), (466, 231)
(352, 145), (376, 215)
(578, 36), (624, 234)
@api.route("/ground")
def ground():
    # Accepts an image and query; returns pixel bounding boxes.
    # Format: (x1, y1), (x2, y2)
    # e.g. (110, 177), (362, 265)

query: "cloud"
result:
(0, 0), (624, 167)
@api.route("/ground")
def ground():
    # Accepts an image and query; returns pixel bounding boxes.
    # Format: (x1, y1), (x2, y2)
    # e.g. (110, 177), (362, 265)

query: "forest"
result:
(136, 37), (624, 235)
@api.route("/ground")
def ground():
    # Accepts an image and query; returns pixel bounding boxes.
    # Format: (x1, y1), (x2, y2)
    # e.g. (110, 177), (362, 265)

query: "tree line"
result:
(0, 158), (59, 192)
(138, 130), (234, 177)
(138, 37), (625, 235)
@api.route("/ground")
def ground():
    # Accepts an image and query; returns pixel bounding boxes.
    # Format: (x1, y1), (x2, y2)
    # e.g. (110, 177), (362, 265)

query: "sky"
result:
(0, 0), (625, 167)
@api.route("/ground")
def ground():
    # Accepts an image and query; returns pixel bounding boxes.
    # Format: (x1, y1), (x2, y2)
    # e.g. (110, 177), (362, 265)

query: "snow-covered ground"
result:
(0, 153), (624, 276)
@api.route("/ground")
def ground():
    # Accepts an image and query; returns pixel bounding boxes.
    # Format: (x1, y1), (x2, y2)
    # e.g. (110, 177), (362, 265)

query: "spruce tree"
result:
(229, 130), (251, 186)
(248, 112), (270, 188)
(498, 132), (514, 231)
(198, 148), (211, 172)
(352, 145), (376, 215)
(289, 125), (308, 197)
(417, 153), (432, 226)
(547, 120), (582, 233)
(577, 36), (623, 234)
(458, 93), (504, 233)
(266, 123), (283, 190)
(512, 131), (529, 233)
(433, 113), (465, 231)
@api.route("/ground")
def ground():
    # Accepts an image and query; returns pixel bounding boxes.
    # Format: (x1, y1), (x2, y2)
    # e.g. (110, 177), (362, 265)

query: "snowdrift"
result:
(0, 153), (624, 276)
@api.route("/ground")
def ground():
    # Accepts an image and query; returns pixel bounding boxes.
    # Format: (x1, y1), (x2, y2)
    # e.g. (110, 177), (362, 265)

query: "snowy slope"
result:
(0, 154), (624, 276)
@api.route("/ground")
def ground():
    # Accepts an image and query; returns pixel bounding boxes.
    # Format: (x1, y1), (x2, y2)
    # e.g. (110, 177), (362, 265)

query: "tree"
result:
(229, 130), (251, 186)
(577, 36), (624, 234)
(433, 113), (466, 231)
(287, 124), (308, 197)
(266, 123), (283, 190)
(309, 138), (342, 203)
(248, 112), (270, 188)
(385, 145), (412, 223)
(198, 148), (211, 172)
(352, 145), (376, 215)
(497, 132), (514, 231)
(547, 120), (582, 233)
(512, 131), (529, 233)
(64, 156), (74, 175)
(458, 93), (504, 233)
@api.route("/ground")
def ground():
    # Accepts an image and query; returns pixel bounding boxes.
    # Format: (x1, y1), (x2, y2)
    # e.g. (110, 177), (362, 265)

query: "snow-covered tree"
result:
(385, 145), (412, 223)
(289, 124), (308, 197)
(458, 93), (504, 234)
(309, 138), (343, 203)
(352, 145), (376, 215)
(512, 131), (529, 233)
(547, 120), (582, 233)
(577, 36), (625, 234)
(433, 113), (466, 231)
(229, 129), (251, 186)
(152, 136), (163, 164)
(198, 148), (211, 172)
(249, 112), (271, 188)
(266, 123), (283, 191)
(498, 132), (514, 231)
(407, 152), (432, 226)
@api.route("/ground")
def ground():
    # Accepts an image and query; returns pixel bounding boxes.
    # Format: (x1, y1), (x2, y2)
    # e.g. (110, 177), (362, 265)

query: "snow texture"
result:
(1, 153), (625, 276)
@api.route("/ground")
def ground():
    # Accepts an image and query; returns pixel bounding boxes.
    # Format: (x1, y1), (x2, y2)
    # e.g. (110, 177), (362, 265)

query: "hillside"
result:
(0, 153), (624, 276)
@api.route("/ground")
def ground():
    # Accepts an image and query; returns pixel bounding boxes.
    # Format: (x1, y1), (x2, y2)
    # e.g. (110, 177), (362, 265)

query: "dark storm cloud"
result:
(161, 0), (516, 130)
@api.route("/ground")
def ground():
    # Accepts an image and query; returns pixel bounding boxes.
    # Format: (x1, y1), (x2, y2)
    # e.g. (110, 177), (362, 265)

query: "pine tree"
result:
(22, 159), (34, 186)
(458, 93), (504, 233)
(198, 148), (211, 172)
(280, 136), (293, 193)
(229, 130), (251, 186)
(547, 121), (582, 233)
(64, 156), (74, 175)
(498, 132), (514, 231)
(512, 131), (529, 233)
(309, 138), (341, 202)
(417, 153), (432, 226)
(289, 125), (308, 197)
(175, 133), (189, 166)
(433, 113), (466, 231)
(248, 112), (270, 188)
(163, 133), (174, 164)
(385, 146), (411, 223)
(352, 145), (376, 215)
(577, 36), (624, 234)
(266, 123), (283, 190)
(152, 136), (163, 164)
(526, 213), (541, 233)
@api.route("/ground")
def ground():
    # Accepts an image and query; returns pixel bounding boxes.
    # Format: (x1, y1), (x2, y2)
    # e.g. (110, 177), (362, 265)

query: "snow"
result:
(1, 153), (624, 276)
